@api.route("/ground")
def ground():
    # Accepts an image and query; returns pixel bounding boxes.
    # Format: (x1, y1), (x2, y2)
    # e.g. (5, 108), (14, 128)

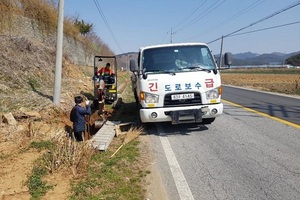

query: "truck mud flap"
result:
(169, 109), (202, 125)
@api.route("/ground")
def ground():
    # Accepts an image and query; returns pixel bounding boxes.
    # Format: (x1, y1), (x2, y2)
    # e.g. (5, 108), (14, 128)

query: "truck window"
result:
(201, 48), (215, 68)
(142, 45), (216, 72)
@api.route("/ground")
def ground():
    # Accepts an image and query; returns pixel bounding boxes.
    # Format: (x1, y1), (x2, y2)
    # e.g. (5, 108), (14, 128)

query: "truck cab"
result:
(130, 43), (231, 125)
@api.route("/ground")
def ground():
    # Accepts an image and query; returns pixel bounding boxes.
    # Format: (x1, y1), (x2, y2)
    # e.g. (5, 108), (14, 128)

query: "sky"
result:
(63, 0), (300, 55)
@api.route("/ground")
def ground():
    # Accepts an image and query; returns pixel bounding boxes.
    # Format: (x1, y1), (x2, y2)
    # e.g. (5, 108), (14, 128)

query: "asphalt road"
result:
(222, 85), (300, 125)
(146, 87), (300, 200)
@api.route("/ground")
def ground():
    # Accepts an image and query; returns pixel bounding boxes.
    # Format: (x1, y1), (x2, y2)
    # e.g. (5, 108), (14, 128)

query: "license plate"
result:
(171, 93), (194, 100)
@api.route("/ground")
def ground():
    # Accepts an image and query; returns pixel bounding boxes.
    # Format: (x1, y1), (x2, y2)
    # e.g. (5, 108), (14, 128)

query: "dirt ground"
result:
(138, 135), (169, 200)
(0, 61), (91, 199)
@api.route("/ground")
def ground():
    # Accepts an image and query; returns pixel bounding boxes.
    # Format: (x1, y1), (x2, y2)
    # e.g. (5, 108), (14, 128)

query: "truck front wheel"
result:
(133, 91), (139, 108)
(202, 118), (215, 124)
(136, 104), (144, 127)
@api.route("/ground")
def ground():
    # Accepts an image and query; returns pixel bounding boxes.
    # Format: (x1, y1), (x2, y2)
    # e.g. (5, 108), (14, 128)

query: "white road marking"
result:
(156, 124), (195, 200)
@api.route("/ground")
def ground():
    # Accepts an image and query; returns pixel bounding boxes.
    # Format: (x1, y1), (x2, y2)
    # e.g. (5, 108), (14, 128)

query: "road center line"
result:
(156, 124), (195, 200)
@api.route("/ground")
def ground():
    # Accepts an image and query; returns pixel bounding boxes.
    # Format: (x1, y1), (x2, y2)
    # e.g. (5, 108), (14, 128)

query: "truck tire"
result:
(134, 91), (139, 108)
(202, 118), (215, 124)
(136, 104), (145, 127)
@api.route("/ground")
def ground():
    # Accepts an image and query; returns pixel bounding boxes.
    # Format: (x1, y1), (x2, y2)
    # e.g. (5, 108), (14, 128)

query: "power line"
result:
(93, 0), (123, 53)
(174, 0), (227, 33)
(160, 31), (169, 43)
(162, 0), (209, 43)
(187, 0), (265, 40)
(172, 0), (208, 31)
(207, 0), (300, 44)
(229, 21), (300, 37)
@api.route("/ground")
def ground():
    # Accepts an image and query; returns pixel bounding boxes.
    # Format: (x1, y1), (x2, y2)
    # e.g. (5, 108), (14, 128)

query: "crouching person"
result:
(70, 96), (91, 142)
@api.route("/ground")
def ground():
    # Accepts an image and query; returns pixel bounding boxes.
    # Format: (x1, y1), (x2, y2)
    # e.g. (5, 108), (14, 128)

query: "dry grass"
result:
(42, 130), (96, 176)
(123, 126), (143, 144)
(8, 0), (80, 38)
(20, 0), (58, 34)
(0, 0), (114, 56)
(111, 126), (144, 158)
(0, 0), (22, 24)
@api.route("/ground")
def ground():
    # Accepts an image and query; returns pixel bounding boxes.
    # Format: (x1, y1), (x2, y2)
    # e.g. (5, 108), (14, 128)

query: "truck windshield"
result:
(142, 45), (216, 73)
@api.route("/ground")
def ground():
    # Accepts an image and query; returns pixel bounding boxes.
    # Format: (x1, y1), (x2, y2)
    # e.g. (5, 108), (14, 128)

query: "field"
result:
(221, 68), (300, 96)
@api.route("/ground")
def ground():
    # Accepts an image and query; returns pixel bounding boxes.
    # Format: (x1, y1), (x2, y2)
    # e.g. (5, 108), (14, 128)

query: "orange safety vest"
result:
(98, 67), (113, 76)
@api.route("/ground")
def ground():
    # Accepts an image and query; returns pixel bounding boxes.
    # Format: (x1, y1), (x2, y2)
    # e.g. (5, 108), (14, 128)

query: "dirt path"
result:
(139, 135), (169, 200)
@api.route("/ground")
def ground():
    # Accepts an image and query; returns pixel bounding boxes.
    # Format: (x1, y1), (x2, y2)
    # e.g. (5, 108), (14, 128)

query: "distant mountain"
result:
(269, 52), (286, 57)
(233, 52), (260, 60)
(230, 51), (300, 66)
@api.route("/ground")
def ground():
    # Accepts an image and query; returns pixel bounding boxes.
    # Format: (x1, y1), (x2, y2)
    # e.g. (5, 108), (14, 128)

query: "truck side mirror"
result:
(224, 52), (232, 67)
(129, 59), (138, 72)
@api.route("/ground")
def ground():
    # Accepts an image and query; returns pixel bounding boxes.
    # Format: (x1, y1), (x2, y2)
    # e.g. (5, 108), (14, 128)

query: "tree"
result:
(74, 19), (93, 36)
(286, 54), (300, 66)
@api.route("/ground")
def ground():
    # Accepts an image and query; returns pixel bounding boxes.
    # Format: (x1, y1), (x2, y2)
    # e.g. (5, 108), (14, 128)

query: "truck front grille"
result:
(164, 92), (202, 107)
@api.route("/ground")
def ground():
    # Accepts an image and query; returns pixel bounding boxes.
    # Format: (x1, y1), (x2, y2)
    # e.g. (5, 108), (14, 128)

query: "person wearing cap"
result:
(95, 63), (115, 101)
(97, 63), (114, 77)
(70, 96), (91, 142)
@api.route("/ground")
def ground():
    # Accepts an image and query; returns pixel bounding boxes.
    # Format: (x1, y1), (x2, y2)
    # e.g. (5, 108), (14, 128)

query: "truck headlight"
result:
(140, 92), (159, 103)
(206, 88), (220, 100)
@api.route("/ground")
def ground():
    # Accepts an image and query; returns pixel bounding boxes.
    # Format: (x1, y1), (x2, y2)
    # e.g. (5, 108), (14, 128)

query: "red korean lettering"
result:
(149, 82), (158, 91)
(205, 79), (214, 88)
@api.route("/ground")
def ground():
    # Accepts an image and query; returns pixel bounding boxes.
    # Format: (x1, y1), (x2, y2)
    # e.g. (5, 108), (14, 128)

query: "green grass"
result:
(27, 165), (54, 200)
(28, 77), (40, 91)
(29, 140), (54, 151)
(70, 140), (146, 200)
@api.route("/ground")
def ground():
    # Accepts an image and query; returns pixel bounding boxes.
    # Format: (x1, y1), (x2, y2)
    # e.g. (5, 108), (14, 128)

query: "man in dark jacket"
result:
(70, 96), (91, 142)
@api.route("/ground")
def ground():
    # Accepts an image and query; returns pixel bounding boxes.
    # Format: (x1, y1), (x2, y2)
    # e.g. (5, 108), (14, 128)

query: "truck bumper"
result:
(140, 103), (223, 124)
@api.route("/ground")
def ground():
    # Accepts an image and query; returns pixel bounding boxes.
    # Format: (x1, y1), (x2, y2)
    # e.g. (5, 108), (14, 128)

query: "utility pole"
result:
(53, 0), (64, 105)
(170, 28), (176, 43)
(218, 35), (224, 70)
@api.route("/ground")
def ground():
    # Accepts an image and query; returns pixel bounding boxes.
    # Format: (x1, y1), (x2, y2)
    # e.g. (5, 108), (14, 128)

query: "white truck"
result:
(130, 43), (231, 125)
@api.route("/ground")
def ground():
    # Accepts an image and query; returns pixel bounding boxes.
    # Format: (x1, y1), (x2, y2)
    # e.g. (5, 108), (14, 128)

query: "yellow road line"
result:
(222, 99), (300, 129)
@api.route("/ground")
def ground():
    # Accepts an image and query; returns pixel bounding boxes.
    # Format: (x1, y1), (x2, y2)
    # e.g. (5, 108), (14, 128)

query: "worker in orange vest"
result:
(96, 63), (115, 101)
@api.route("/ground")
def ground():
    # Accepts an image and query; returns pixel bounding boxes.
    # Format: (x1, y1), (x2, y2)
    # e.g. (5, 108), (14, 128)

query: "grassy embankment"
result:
(26, 69), (148, 200)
